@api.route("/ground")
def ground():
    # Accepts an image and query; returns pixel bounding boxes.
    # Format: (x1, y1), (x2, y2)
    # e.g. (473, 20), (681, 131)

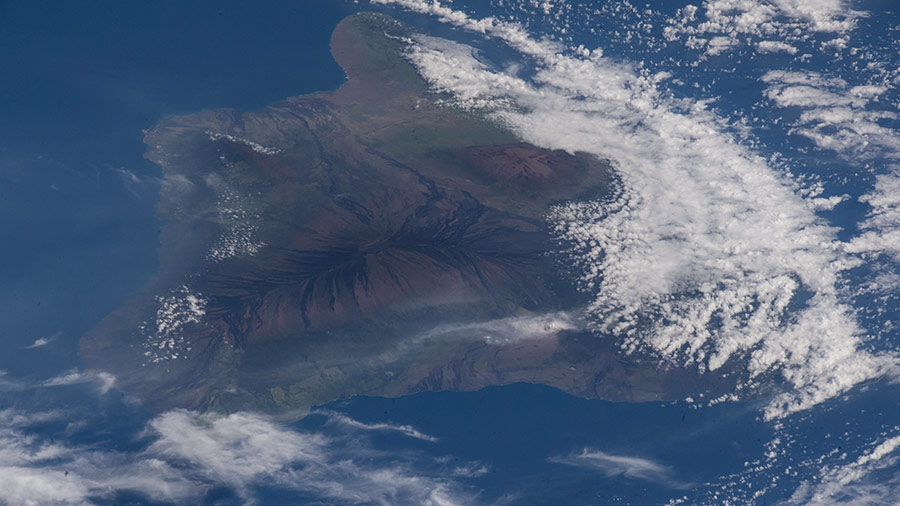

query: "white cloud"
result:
(809, 194), (848, 211)
(762, 70), (900, 161)
(552, 448), (688, 488)
(24, 332), (59, 349)
(757, 40), (799, 54)
(206, 130), (281, 156)
(663, 0), (865, 56)
(146, 410), (472, 505)
(705, 35), (737, 56)
(847, 170), (900, 262)
(205, 186), (266, 263)
(374, 0), (897, 419)
(140, 284), (207, 364)
(159, 173), (193, 194)
(415, 312), (580, 346)
(0, 370), (24, 391)
(0, 409), (202, 506)
(0, 409), (63, 429)
(313, 409), (440, 442)
(0, 407), (477, 506)
(146, 410), (328, 495)
(761, 70), (900, 267)
(770, 0), (862, 31)
(788, 433), (900, 505)
(41, 370), (116, 395)
(24, 338), (50, 349)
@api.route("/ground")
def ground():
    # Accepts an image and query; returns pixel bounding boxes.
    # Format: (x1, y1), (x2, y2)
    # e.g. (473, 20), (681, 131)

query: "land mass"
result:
(81, 13), (709, 415)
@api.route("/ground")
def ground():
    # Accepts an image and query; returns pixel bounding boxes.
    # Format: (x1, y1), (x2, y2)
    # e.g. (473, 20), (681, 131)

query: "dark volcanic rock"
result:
(80, 13), (707, 415)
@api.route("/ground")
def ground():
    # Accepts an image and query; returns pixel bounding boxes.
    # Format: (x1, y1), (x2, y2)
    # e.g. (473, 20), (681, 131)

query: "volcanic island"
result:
(81, 13), (708, 415)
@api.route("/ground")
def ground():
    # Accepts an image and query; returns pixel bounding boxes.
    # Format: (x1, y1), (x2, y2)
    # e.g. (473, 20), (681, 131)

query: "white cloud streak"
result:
(24, 338), (50, 349)
(415, 312), (580, 346)
(24, 332), (59, 349)
(41, 370), (116, 395)
(552, 448), (688, 489)
(313, 409), (440, 442)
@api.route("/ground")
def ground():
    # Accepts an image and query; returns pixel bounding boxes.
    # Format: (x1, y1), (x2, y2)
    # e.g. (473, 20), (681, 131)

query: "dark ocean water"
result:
(0, 0), (350, 377)
(306, 384), (771, 505)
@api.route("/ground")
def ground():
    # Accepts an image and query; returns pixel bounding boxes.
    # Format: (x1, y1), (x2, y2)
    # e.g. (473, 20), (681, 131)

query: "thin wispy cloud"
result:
(0, 370), (24, 391)
(847, 173), (900, 264)
(551, 448), (689, 489)
(313, 409), (440, 442)
(414, 312), (580, 347)
(41, 370), (116, 395)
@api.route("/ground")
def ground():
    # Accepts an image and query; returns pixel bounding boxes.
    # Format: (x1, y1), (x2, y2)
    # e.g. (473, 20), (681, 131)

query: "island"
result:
(80, 13), (708, 416)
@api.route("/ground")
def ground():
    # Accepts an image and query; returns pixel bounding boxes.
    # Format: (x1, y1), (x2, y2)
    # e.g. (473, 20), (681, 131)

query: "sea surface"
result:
(0, 0), (349, 377)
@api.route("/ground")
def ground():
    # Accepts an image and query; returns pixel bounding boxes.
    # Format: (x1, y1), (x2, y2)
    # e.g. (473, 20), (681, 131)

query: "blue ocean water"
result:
(307, 384), (772, 505)
(0, 0), (349, 377)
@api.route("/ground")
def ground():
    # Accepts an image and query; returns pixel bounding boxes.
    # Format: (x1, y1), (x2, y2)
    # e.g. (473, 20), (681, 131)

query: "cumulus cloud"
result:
(375, 0), (896, 419)
(760, 70), (900, 267)
(757, 40), (799, 54)
(551, 448), (688, 489)
(846, 171), (900, 262)
(140, 283), (207, 364)
(762, 70), (900, 161)
(663, 0), (865, 57)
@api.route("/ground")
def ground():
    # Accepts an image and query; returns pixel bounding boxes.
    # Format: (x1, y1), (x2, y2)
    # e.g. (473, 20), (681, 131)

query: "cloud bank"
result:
(373, 0), (897, 420)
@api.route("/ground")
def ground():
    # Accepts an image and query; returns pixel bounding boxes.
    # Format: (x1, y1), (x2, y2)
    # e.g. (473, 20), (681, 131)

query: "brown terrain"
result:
(80, 13), (711, 416)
